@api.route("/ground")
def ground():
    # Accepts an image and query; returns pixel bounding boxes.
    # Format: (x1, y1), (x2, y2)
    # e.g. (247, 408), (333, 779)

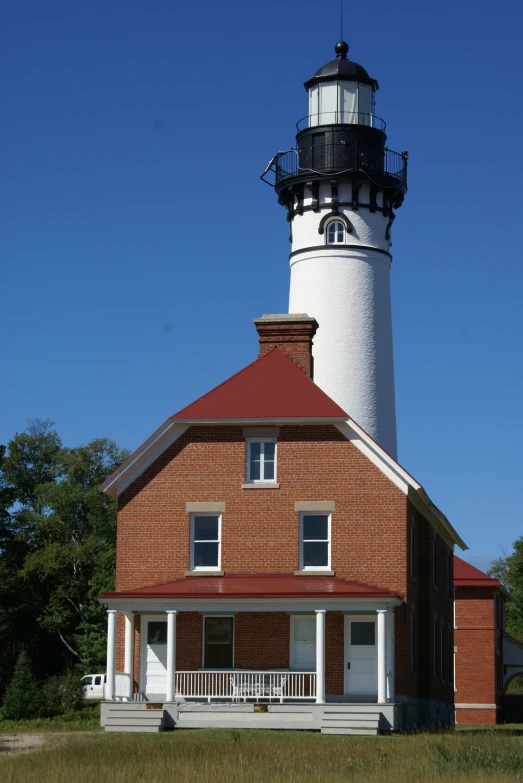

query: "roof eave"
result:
(335, 419), (467, 551)
(171, 416), (348, 424)
(455, 580), (512, 601)
(99, 420), (189, 498)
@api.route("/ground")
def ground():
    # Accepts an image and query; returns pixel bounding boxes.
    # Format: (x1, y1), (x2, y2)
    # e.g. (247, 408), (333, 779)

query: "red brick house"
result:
(98, 316), (466, 733)
(454, 556), (523, 725)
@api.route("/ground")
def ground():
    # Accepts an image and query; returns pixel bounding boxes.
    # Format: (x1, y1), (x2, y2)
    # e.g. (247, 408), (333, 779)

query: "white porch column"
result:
(377, 609), (387, 704)
(106, 609), (117, 701)
(166, 610), (177, 702)
(386, 610), (395, 703)
(123, 612), (134, 699)
(315, 609), (326, 704)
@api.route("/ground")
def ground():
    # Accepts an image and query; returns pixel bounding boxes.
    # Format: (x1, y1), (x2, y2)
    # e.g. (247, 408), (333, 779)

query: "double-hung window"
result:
(203, 616), (233, 669)
(299, 512), (331, 570)
(246, 439), (276, 483)
(290, 617), (316, 671)
(190, 513), (221, 571)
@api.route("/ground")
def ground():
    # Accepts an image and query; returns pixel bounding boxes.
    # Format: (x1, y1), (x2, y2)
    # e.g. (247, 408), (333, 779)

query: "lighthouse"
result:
(261, 41), (407, 459)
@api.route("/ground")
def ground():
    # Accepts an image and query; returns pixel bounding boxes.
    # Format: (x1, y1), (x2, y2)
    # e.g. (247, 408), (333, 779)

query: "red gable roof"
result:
(454, 555), (508, 597)
(100, 573), (400, 600)
(171, 348), (348, 421)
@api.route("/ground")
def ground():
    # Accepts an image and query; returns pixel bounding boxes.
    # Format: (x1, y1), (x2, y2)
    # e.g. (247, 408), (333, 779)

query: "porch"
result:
(101, 700), (399, 734)
(100, 573), (403, 731)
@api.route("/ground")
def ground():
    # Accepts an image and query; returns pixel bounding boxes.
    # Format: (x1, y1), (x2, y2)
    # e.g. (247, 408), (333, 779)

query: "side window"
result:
(94, 676), (102, 686)
(326, 219), (345, 245)
(80, 676), (93, 686)
(409, 516), (416, 579)
(290, 617), (316, 671)
(410, 609), (416, 675)
(190, 514), (221, 571)
(300, 513), (331, 570)
(434, 620), (441, 679)
(204, 616), (233, 669)
(246, 439), (277, 484)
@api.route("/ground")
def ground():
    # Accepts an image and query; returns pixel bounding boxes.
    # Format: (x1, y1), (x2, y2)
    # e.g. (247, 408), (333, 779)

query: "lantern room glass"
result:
(308, 81), (374, 127)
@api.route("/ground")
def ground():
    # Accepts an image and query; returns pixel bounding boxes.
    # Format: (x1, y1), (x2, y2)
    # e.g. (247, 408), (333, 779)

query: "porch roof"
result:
(99, 573), (401, 601)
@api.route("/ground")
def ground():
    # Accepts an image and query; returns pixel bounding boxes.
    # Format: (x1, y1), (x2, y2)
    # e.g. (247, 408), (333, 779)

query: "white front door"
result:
(344, 616), (378, 701)
(141, 617), (168, 699)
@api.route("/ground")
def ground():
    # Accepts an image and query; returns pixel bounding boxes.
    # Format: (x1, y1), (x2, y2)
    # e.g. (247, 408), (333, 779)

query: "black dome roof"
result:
(304, 41), (378, 90)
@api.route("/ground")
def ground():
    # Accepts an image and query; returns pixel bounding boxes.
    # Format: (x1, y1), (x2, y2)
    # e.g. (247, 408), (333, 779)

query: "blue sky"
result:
(3, 0), (522, 569)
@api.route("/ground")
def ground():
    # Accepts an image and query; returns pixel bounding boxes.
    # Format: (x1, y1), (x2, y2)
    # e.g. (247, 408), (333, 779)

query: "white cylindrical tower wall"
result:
(288, 180), (398, 458)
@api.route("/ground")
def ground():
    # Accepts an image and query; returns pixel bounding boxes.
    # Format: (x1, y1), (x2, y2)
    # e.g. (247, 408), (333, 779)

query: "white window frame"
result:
(290, 615), (316, 672)
(245, 438), (277, 484)
(202, 615), (235, 670)
(325, 219), (345, 245)
(299, 511), (331, 571)
(190, 512), (222, 572)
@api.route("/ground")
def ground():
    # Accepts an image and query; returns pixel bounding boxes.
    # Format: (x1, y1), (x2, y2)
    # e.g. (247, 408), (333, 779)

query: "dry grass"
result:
(2, 728), (523, 783)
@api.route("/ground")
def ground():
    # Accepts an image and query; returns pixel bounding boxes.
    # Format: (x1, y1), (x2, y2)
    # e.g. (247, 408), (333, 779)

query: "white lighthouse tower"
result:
(261, 41), (407, 459)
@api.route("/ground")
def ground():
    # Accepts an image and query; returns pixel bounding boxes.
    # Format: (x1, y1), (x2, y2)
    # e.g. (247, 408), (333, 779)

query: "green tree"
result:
(1, 651), (39, 720)
(0, 421), (128, 697)
(489, 538), (523, 643)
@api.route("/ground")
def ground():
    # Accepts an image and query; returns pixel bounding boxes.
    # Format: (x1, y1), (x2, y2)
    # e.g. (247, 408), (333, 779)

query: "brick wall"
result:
(455, 586), (499, 724)
(406, 502), (454, 709)
(117, 425), (408, 592)
(113, 423), (454, 705)
(456, 707), (497, 724)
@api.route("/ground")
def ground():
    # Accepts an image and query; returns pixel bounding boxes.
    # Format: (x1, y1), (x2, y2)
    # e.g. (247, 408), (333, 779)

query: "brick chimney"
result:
(253, 314), (319, 378)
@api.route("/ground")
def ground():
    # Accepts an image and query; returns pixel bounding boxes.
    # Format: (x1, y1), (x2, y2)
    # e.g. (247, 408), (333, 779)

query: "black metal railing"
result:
(260, 145), (408, 188)
(296, 112), (386, 132)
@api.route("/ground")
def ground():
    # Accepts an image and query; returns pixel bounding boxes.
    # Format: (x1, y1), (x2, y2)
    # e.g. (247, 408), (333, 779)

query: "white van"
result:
(80, 673), (130, 700)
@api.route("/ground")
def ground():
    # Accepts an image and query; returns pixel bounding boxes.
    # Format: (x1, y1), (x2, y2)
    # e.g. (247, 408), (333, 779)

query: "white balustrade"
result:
(174, 671), (316, 703)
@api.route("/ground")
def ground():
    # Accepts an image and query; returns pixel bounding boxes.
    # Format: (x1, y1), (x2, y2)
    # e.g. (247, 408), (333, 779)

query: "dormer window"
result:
(326, 220), (345, 245)
(246, 439), (276, 483)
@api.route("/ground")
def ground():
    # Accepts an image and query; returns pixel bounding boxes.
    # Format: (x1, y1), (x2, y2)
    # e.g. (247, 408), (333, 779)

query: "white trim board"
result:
(455, 704), (499, 709)
(100, 597), (403, 613)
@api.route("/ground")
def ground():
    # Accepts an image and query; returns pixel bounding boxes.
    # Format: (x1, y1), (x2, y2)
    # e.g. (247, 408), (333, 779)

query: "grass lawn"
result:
(3, 726), (523, 782)
(0, 704), (101, 734)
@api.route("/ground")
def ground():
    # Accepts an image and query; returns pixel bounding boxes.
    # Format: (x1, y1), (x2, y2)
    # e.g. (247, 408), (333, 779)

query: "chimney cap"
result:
(253, 313), (318, 325)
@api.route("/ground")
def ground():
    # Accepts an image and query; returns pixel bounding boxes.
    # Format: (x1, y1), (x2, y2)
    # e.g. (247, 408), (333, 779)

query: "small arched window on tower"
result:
(326, 219), (345, 245)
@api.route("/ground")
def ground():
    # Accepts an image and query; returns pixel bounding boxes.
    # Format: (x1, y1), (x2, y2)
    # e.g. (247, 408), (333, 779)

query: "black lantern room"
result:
(261, 41), (407, 212)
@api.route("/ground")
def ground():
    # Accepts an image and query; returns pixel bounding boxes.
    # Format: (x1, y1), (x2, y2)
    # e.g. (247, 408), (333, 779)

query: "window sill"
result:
(294, 570), (335, 576)
(185, 571), (225, 577)
(242, 483), (280, 490)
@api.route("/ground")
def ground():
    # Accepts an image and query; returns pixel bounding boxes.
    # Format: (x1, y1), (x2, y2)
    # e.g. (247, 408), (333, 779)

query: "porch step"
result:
(321, 727), (378, 736)
(103, 706), (165, 733)
(320, 709), (381, 736)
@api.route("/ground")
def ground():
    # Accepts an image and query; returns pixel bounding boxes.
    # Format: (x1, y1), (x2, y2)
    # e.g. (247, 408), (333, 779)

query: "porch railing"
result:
(174, 671), (316, 702)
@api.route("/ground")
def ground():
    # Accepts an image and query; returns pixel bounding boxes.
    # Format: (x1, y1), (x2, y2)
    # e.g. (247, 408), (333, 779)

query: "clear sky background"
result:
(3, 0), (522, 569)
